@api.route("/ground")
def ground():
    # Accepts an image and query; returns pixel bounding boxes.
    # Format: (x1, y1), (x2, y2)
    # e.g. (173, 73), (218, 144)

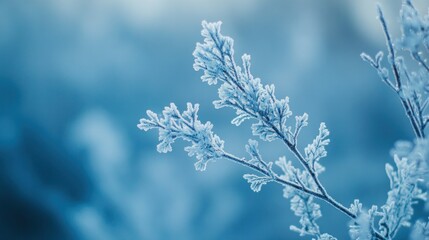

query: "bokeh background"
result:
(1, 0), (428, 239)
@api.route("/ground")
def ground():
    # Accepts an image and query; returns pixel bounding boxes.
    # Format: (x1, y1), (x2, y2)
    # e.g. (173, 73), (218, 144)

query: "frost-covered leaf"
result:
(231, 111), (251, 126)
(375, 51), (384, 66)
(361, 52), (377, 67)
(251, 121), (278, 141)
(275, 156), (319, 198)
(294, 113), (309, 139)
(289, 194), (322, 237)
(193, 20), (318, 145)
(349, 199), (363, 216)
(244, 139), (272, 173)
(137, 110), (161, 131)
(377, 139), (429, 238)
(138, 103), (224, 171)
(243, 174), (272, 192)
(304, 122), (330, 171)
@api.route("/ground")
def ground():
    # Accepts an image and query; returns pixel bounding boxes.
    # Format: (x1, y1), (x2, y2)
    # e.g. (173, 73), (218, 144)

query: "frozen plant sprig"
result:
(138, 1), (429, 239)
(379, 145), (427, 238)
(139, 102), (343, 201)
(194, 19), (351, 239)
(361, 0), (429, 139)
(354, 1), (429, 239)
(276, 157), (327, 238)
(349, 201), (380, 240)
(349, 139), (428, 239)
(139, 21), (390, 239)
(137, 103), (224, 171)
(138, 104), (338, 239)
(192, 21), (345, 217)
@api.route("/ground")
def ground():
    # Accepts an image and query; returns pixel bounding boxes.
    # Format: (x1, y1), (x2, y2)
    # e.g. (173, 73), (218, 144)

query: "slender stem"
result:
(221, 150), (387, 240)
(402, 66), (427, 137)
(222, 152), (324, 198)
(213, 39), (344, 205)
(406, 97), (422, 128)
(381, 74), (398, 92)
(212, 49), (334, 198)
(207, 28), (388, 239)
(378, 5), (401, 90)
(402, 97), (424, 138)
(378, 5), (425, 139)
(259, 116), (332, 201)
(290, 145), (328, 196)
(222, 152), (347, 214)
(216, 51), (372, 237)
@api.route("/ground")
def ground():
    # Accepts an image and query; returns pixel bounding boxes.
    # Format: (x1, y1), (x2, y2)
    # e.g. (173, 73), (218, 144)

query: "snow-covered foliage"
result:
(362, 0), (429, 139)
(377, 140), (428, 238)
(139, 1), (428, 239)
(348, 139), (429, 240)
(137, 103), (224, 171)
(193, 21), (307, 145)
(348, 201), (373, 240)
(356, 1), (429, 238)
(139, 19), (342, 239)
(350, 140), (429, 239)
(275, 157), (332, 239)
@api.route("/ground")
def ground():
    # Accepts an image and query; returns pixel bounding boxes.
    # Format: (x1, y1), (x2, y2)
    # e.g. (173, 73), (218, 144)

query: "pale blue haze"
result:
(1, 0), (429, 239)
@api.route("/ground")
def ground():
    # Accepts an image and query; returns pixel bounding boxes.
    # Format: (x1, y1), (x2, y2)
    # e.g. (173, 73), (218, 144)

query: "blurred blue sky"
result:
(1, 0), (428, 239)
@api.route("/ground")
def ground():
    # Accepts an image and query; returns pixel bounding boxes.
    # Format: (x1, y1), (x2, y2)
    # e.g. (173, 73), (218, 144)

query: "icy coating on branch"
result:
(193, 21), (307, 145)
(139, 1), (429, 239)
(358, 1), (429, 239)
(348, 140), (428, 239)
(137, 103), (224, 171)
(362, 0), (429, 139)
(139, 20), (339, 239)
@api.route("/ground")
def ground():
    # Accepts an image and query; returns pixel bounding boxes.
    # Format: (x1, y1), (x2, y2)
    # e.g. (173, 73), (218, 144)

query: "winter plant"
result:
(138, 1), (428, 239)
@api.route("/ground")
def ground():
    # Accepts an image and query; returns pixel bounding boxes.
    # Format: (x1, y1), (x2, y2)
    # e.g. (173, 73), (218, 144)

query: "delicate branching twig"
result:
(363, 1), (429, 139)
(381, 4), (422, 138)
(138, 20), (392, 239)
(360, 1), (429, 239)
(192, 21), (333, 205)
(138, 1), (428, 239)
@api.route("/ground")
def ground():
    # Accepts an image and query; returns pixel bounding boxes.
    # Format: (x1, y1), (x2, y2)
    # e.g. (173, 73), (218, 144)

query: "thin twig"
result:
(377, 5), (425, 138)
(221, 150), (387, 240)
(217, 53), (390, 239)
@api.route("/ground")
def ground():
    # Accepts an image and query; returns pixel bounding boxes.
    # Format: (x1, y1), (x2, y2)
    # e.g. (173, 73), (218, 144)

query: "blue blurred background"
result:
(1, 0), (428, 239)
